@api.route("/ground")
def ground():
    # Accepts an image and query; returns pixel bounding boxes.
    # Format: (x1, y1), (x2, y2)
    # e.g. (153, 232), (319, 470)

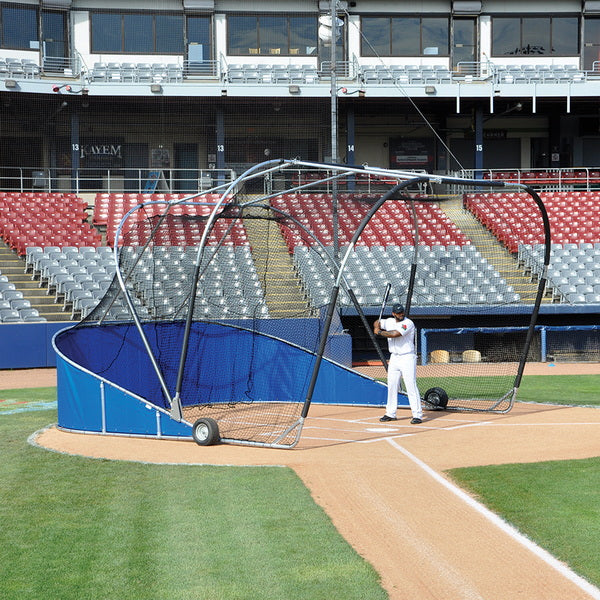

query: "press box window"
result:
(361, 16), (449, 57)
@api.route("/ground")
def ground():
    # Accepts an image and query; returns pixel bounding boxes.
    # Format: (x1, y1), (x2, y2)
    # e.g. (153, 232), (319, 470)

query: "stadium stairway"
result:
(242, 206), (312, 317)
(440, 198), (548, 303)
(0, 241), (70, 321)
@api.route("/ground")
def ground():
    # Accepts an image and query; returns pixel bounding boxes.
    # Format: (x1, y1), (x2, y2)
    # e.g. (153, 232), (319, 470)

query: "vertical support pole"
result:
(346, 104), (355, 190)
(541, 326), (547, 362)
(49, 133), (57, 193)
(216, 107), (225, 187)
(474, 103), (484, 181)
(70, 109), (79, 193)
(330, 0), (339, 259)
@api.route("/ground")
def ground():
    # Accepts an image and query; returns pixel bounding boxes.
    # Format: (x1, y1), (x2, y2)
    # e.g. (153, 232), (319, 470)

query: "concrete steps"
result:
(242, 206), (312, 317)
(439, 197), (549, 303)
(0, 241), (72, 321)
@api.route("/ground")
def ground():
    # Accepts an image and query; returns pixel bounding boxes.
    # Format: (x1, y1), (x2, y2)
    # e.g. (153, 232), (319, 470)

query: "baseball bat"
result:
(377, 282), (392, 322)
(347, 287), (388, 371)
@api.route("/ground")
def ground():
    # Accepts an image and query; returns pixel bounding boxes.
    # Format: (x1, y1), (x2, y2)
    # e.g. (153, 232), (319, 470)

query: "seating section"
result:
(123, 245), (269, 319)
(493, 63), (586, 84)
(7, 190), (600, 318)
(271, 193), (468, 249)
(0, 274), (45, 322)
(27, 246), (116, 319)
(358, 63), (588, 87)
(0, 192), (101, 255)
(26, 245), (269, 320)
(294, 245), (519, 308)
(0, 54), (591, 87)
(360, 64), (451, 85)
(88, 61), (188, 83)
(0, 57), (40, 79)
(271, 193), (517, 307)
(519, 243), (600, 304)
(93, 192), (247, 247)
(226, 63), (319, 84)
(465, 191), (600, 252)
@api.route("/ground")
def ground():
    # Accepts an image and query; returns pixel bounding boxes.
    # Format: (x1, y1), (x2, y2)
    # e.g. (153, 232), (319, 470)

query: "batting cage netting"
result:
(71, 160), (550, 447)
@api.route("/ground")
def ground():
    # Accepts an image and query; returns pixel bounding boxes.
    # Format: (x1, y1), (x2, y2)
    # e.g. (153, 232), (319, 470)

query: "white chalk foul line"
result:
(386, 437), (600, 600)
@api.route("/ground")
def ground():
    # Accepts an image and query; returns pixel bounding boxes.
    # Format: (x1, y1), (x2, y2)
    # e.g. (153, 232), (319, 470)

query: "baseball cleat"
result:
(379, 415), (397, 422)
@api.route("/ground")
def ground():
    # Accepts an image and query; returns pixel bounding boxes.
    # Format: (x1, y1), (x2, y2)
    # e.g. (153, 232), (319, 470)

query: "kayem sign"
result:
(72, 140), (124, 167)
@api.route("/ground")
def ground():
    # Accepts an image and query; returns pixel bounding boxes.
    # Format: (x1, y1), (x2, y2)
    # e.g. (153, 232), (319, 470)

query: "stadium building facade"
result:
(1, 0), (600, 192)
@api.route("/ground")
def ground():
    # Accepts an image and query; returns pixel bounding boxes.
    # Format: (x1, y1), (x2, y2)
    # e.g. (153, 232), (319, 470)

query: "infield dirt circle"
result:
(8, 364), (600, 600)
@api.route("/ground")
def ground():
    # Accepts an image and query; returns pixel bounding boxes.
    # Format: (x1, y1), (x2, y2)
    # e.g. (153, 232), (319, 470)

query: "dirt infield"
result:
(9, 365), (600, 599)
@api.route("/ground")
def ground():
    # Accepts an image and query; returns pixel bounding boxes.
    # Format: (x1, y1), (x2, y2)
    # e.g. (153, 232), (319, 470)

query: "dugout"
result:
(343, 304), (600, 365)
(419, 325), (600, 365)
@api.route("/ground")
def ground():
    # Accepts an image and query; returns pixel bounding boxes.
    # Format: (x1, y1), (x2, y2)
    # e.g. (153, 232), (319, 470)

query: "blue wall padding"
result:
(55, 321), (405, 436)
(0, 322), (68, 368)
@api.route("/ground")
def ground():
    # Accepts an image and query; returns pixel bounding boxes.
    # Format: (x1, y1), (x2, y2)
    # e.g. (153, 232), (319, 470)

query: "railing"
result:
(453, 61), (494, 79)
(0, 167), (236, 195)
(182, 59), (219, 78)
(455, 167), (600, 192)
(318, 60), (354, 78)
(41, 54), (82, 78)
(1, 54), (597, 88)
(6, 165), (600, 195)
(277, 167), (428, 194)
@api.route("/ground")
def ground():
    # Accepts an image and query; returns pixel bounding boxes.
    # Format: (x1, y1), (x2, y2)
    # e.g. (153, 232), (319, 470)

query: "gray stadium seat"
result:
(0, 309), (21, 322)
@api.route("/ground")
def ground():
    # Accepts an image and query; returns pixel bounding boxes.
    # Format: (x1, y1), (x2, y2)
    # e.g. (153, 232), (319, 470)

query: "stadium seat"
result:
(0, 309), (21, 322)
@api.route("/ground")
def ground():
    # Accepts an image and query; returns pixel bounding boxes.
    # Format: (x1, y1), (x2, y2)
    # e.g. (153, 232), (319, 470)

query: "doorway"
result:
(452, 18), (476, 72)
(174, 143), (199, 192)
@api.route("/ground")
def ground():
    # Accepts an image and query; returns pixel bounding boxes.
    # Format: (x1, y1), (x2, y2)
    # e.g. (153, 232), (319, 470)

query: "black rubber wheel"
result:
(192, 418), (220, 446)
(423, 387), (449, 410)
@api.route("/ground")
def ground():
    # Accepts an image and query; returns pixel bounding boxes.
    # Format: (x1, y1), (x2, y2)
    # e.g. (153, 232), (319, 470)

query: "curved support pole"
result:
(301, 176), (430, 419)
(513, 186), (552, 390)
(405, 198), (420, 316)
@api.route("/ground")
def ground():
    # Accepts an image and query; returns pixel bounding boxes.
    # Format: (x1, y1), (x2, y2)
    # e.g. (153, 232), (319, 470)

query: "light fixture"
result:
(425, 85), (436, 94)
(338, 87), (366, 97)
(4, 79), (17, 89)
(288, 84), (300, 94)
(150, 83), (162, 93)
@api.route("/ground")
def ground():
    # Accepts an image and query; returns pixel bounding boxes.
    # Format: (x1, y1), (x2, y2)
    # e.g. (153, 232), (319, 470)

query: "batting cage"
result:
(54, 159), (550, 448)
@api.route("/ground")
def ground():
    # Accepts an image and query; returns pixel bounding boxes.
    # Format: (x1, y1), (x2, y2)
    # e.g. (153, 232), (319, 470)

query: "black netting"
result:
(72, 162), (550, 442)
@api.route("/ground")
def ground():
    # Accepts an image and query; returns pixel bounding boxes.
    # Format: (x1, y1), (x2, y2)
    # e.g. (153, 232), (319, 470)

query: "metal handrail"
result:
(0, 166), (236, 195)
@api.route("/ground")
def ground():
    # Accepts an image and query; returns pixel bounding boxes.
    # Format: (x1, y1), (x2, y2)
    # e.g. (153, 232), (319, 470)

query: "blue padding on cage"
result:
(56, 350), (192, 436)
(312, 358), (407, 407)
(158, 412), (193, 436)
(56, 356), (104, 432)
(55, 323), (170, 409)
(104, 385), (158, 435)
(55, 321), (406, 435)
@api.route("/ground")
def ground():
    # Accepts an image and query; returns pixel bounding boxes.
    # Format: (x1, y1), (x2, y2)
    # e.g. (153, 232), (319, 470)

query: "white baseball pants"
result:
(385, 352), (422, 419)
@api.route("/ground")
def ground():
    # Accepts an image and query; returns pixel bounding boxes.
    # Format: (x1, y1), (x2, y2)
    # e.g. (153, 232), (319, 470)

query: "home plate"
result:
(366, 427), (400, 433)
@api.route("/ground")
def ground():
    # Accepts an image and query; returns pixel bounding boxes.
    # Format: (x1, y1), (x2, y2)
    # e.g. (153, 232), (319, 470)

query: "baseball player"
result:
(373, 303), (423, 424)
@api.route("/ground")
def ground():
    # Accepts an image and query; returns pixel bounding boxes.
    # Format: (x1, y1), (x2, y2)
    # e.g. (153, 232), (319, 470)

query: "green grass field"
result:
(1, 375), (599, 598)
(449, 459), (600, 588)
(0, 401), (387, 600)
(415, 374), (600, 406)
